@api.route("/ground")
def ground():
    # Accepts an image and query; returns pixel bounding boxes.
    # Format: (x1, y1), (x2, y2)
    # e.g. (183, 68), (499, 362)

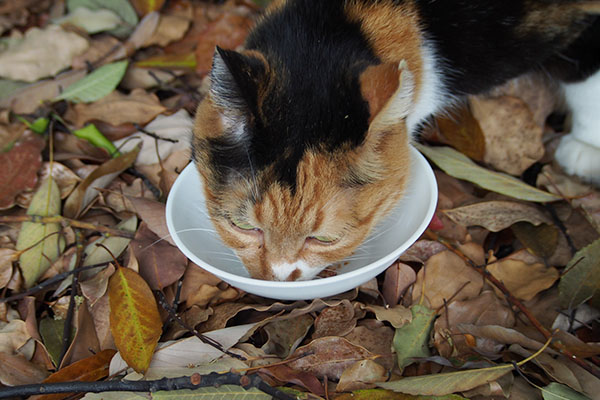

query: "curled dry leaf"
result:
(108, 265), (162, 374)
(382, 262), (416, 306)
(470, 95), (544, 175)
(0, 133), (44, 209)
(113, 109), (192, 166)
(131, 222), (187, 290)
(261, 314), (313, 358)
(336, 359), (389, 392)
(435, 105), (486, 162)
(0, 25), (89, 82)
(0, 318), (30, 354)
(487, 253), (559, 301)
(312, 300), (358, 339)
(434, 291), (515, 358)
(259, 364), (325, 396)
(0, 248), (16, 289)
(66, 89), (166, 128)
(443, 201), (551, 232)
(361, 304), (412, 329)
(0, 353), (49, 386)
(288, 336), (376, 381)
(412, 250), (484, 310)
(344, 322), (395, 370)
(143, 6), (192, 47)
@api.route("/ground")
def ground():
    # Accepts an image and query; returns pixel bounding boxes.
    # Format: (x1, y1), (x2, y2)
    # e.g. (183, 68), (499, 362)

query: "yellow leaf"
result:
(109, 266), (161, 373)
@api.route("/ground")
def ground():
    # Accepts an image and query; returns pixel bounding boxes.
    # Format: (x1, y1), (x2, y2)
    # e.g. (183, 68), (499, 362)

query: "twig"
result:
(0, 215), (135, 239)
(133, 123), (180, 143)
(125, 167), (162, 199)
(154, 290), (246, 361)
(0, 372), (296, 400)
(0, 262), (109, 303)
(425, 230), (600, 379)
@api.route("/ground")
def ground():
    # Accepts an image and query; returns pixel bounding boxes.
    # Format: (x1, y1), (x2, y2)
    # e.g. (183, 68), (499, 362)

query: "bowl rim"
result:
(166, 145), (437, 288)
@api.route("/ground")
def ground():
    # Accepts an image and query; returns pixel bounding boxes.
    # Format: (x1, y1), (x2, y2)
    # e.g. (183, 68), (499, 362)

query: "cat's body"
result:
(192, 0), (600, 281)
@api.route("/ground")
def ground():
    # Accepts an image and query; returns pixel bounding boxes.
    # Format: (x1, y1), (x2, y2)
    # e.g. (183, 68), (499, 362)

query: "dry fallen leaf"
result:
(444, 201), (551, 232)
(0, 25), (89, 82)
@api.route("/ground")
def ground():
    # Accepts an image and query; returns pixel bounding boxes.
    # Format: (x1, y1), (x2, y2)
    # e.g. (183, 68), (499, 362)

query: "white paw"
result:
(555, 134), (600, 185)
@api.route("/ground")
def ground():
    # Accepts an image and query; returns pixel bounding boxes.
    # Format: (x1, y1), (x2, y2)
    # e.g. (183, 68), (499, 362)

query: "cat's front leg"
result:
(555, 69), (600, 185)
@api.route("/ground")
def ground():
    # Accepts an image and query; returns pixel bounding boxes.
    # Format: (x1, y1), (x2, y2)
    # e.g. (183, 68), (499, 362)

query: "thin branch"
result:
(0, 372), (296, 400)
(154, 290), (246, 361)
(0, 215), (135, 239)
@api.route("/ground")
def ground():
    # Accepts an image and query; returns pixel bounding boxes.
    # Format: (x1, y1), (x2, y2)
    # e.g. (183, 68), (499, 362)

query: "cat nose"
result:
(270, 260), (312, 281)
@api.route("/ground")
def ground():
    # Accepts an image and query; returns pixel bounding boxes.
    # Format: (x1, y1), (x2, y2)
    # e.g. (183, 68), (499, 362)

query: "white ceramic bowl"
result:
(166, 145), (437, 300)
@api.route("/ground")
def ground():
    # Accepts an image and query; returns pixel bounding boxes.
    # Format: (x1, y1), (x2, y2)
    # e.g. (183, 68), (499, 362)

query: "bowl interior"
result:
(166, 146), (437, 299)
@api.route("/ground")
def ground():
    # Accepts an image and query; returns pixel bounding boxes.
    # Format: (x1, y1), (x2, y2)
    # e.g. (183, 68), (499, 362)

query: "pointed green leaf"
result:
(16, 116), (50, 134)
(378, 363), (514, 395)
(393, 304), (436, 370)
(16, 178), (65, 287)
(337, 389), (468, 400)
(542, 383), (591, 400)
(558, 239), (600, 309)
(415, 144), (561, 202)
(55, 61), (129, 103)
(39, 317), (74, 365)
(74, 124), (120, 156)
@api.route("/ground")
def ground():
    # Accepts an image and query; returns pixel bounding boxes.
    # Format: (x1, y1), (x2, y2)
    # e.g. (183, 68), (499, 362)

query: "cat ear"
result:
(359, 61), (415, 128)
(209, 47), (267, 136)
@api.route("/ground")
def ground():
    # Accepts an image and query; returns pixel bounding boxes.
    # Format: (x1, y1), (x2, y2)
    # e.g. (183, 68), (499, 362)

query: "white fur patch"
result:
(556, 70), (600, 184)
(270, 260), (320, 281)
(406, 40), (454, 134)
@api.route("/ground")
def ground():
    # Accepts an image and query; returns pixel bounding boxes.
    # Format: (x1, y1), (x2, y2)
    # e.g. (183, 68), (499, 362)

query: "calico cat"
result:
(192, 0), (600, 281)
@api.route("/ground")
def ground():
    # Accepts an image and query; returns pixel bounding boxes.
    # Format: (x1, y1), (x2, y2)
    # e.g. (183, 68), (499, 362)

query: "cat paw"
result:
(555, 134), (600, 185)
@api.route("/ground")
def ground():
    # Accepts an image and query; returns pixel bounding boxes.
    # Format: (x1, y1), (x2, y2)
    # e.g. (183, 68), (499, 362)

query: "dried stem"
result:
(0, 372), (296, 400)
(0, 215), (135, 239)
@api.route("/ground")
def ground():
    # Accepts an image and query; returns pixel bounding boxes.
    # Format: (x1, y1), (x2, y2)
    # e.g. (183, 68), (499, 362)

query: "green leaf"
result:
(67, 0), (138, 38)
(152, 386), (272, 399)
(542, 383), (591, 400)
(558, 239), (600, 309)
(393, 304), (436, 370)
(74, 124), (120, 156)
(55, 61), (129, 103)
(39, 317), (74, 365)
(16, 116), (50, 134)
(415, 144), (561, 203)
(16, 178), (65, 288)
(377, 363), (514, 396)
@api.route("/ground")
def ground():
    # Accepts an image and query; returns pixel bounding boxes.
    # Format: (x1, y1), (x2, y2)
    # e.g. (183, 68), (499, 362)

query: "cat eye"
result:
(308, 235), (339, 245)
(230, 217), (259, 231)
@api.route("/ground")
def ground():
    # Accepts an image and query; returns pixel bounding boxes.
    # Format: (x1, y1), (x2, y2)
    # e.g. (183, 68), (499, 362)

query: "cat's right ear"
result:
(209, 47), (268, 138)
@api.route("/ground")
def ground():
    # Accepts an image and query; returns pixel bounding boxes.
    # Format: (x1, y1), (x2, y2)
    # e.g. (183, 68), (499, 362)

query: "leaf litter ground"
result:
(0, 1), (599, 399)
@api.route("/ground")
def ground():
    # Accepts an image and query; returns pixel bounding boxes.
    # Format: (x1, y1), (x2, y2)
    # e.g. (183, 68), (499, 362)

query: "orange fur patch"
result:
(359, 63), (401, 123)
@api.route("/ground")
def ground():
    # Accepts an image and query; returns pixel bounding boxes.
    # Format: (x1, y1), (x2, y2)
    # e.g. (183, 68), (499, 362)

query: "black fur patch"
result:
(234, 0), (378, 189)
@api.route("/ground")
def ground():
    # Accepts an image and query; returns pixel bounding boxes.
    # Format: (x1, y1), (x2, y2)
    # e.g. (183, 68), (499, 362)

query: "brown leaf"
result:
(288, 337), (376, 381)
(337, 359), (389, 392)
(131, 222), (187, 290)
(261, 314), (313, 358)
(59, 300), (101, 368)
(65, 89), (166, 128)
(435, 105), (485, 161)
(259, 364), (325, 396)
(64, 147), (140, 218)
(0, 318), (30, 354)
(312, 300), (358, 339)
(470, 95), (544, 175)
(412, 250), (484, 309)
(127, 196), (175, 246)
(108, 266), (162, 373)
(30, 349), (116, 400)
(0, 248), (16, 289)
(0, 353), (49, 386)
(344, 322), (395, 370)
(80, 264), (115, 306)
(512, 222), (559, 259)
(433, 291), (515, 358)
(487, 253), (559, 301)
(399, 240), (446, 264)
(0, 133), (44, 209)
(361, 305), (412, 329)
(382, 262), (416, 306)
(194, 13), (254, 74)
(143, 6), (192, 47)
(443, 201), (551, 232)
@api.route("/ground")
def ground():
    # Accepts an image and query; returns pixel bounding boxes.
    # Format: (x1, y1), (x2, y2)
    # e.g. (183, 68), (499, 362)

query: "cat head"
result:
(192, 47), (415, 281)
